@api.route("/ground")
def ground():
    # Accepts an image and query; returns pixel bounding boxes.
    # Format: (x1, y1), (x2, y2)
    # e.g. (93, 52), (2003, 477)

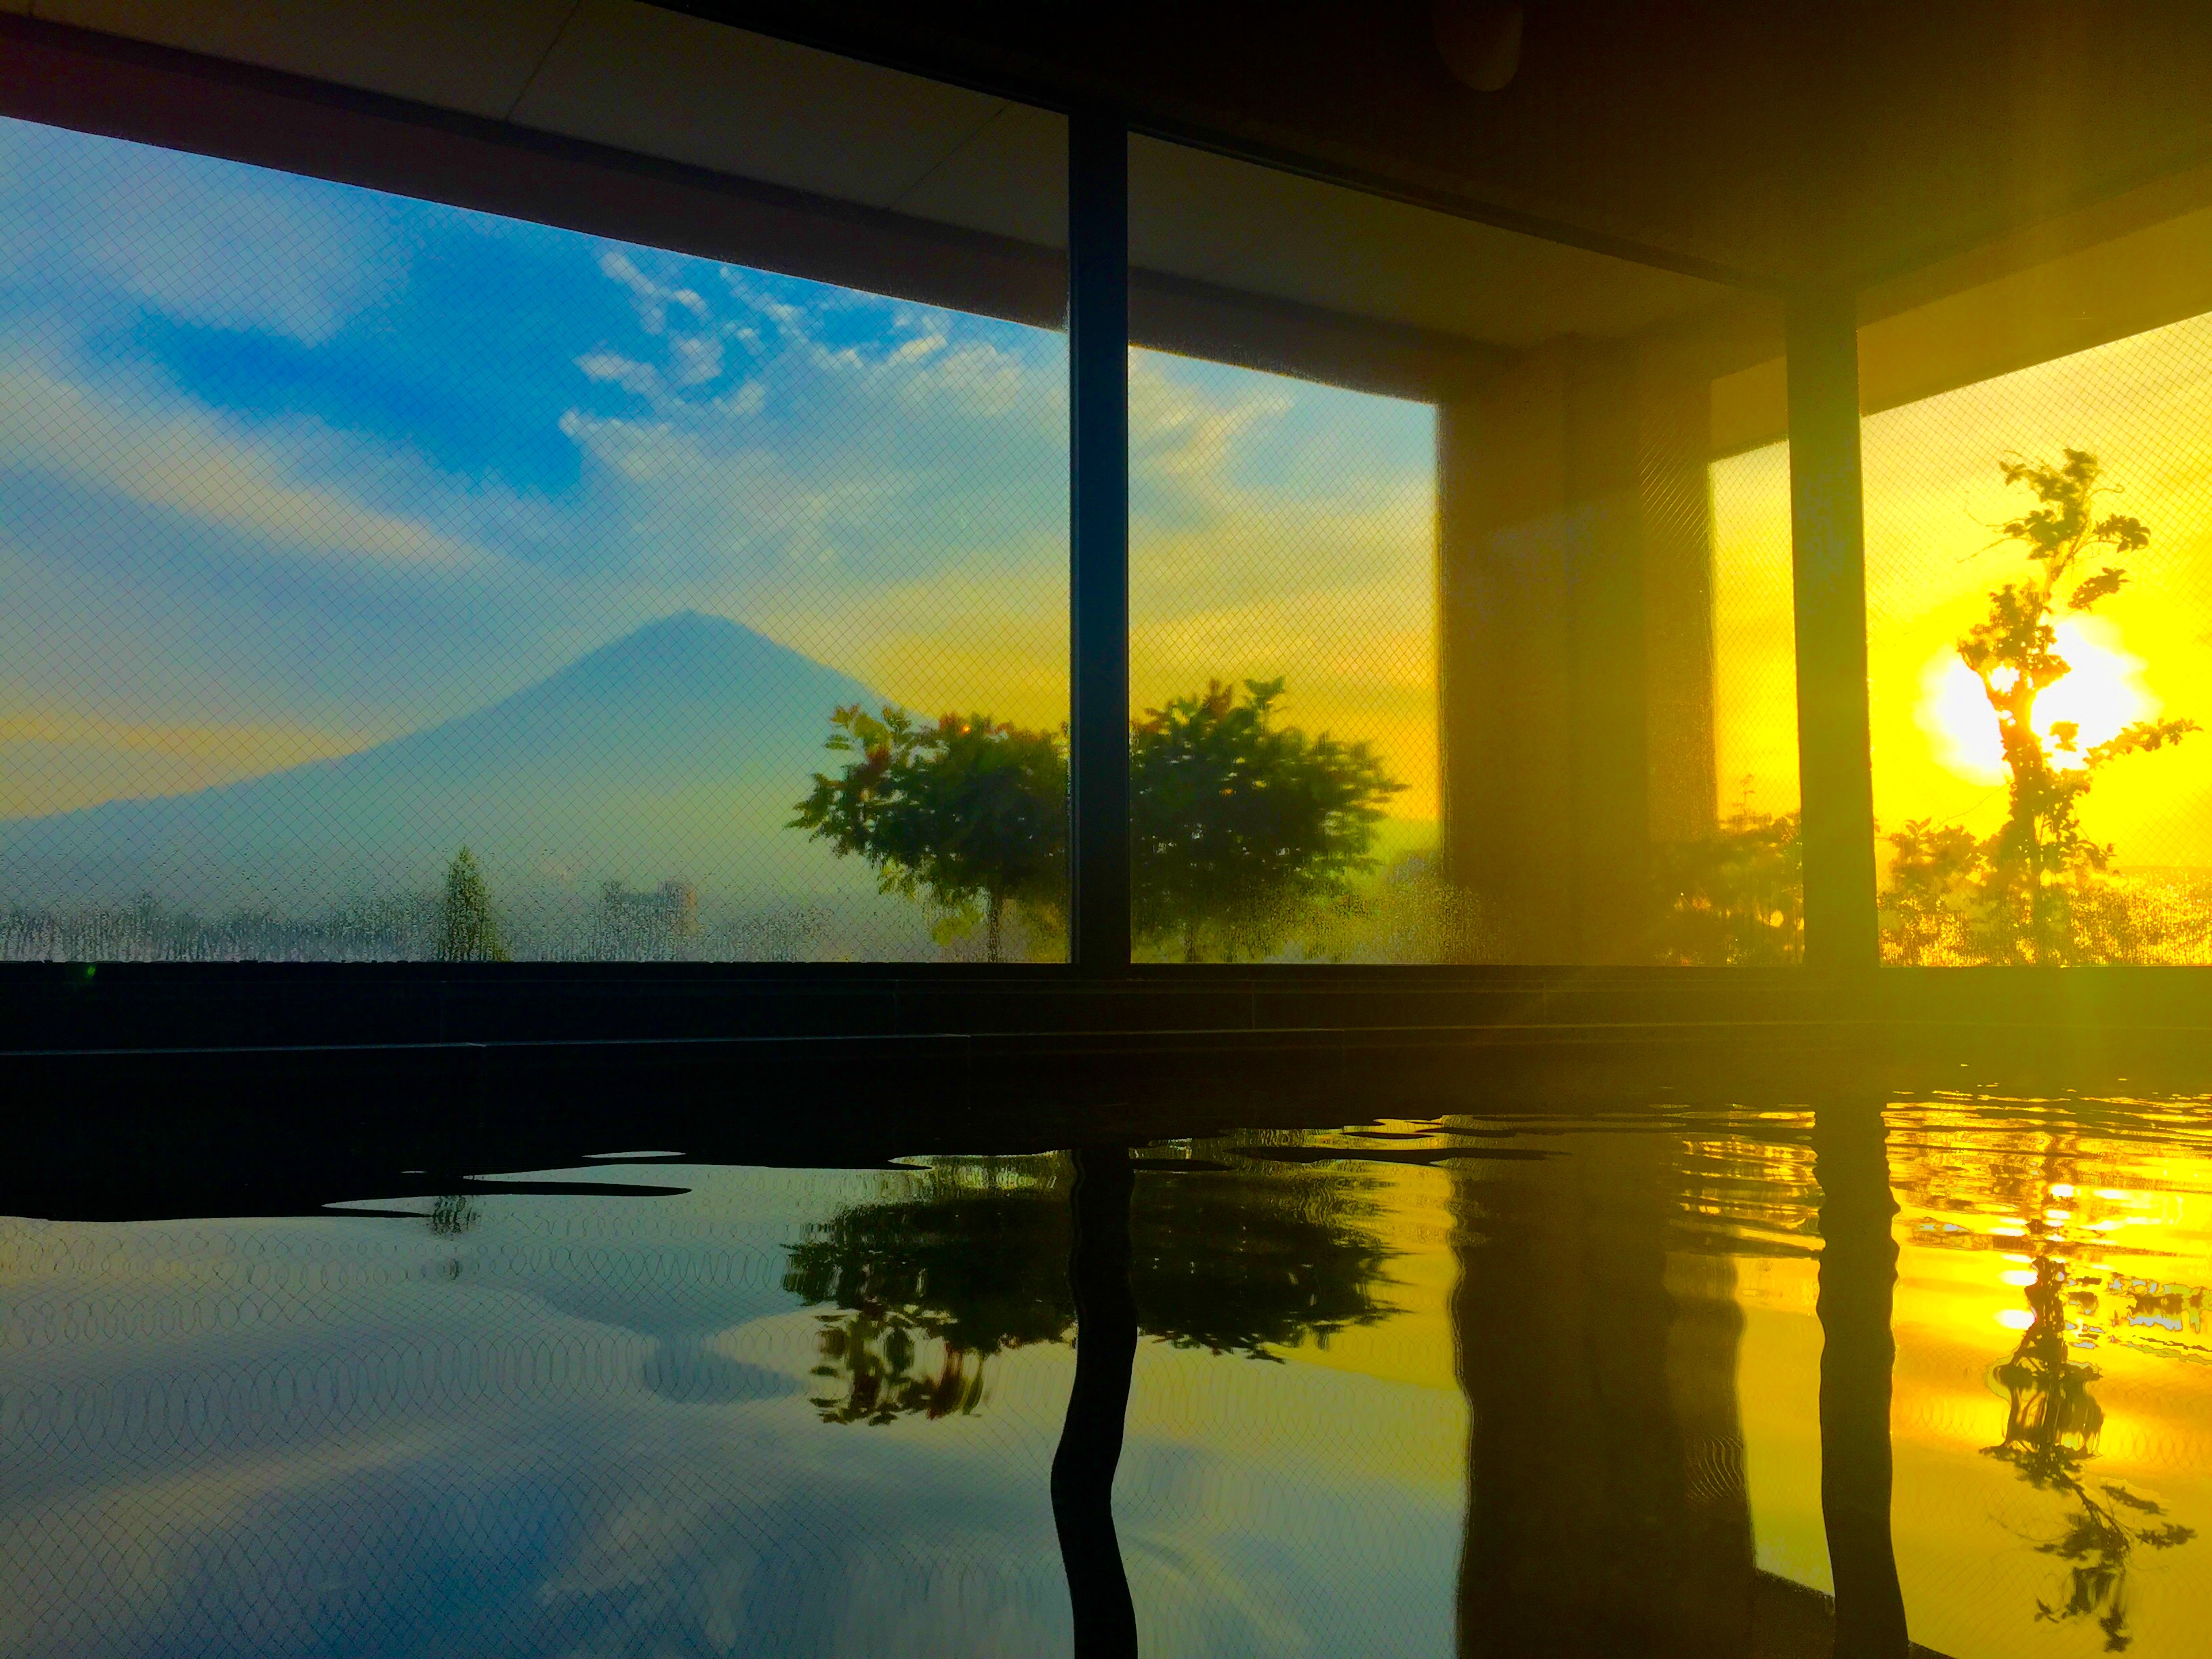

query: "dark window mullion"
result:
(1787, 289), (1880, 972)
(1068, 110), (1131, 972)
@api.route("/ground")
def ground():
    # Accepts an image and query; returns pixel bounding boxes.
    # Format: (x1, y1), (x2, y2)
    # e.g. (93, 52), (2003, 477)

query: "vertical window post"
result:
(1069, 109), (1131, 972)
(1787, 289), (1880, 972)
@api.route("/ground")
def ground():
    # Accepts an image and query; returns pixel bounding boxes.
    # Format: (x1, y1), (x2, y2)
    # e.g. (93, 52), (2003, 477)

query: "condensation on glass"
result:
(0, 43), (1071, 963)
(1126, 136), (1787, 963)
(1859, 187), (2212, 964)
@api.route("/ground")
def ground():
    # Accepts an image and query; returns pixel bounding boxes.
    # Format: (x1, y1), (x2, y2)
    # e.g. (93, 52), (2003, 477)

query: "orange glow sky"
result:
(1713, 310), (2212, 870)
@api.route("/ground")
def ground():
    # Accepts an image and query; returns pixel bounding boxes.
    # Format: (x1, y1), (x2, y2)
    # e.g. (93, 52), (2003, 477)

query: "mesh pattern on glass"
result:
(0, 1164), (1080, 1656)
(1712, 443), (1799, 823)
(0, 117), (1069, 962)
(1660, 439), (1803, 966)
(1127, 351), (1441, 962)
(1864, 312), (2212, 964)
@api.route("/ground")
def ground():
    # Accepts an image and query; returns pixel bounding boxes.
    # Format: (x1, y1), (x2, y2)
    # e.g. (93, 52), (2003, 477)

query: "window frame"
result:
(0, 9), (1887, 1006)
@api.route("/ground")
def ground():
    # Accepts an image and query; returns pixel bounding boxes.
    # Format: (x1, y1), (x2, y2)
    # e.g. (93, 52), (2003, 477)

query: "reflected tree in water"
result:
(427, 1191), (480, 1237)
(804, 1309), (989, 1425)
(1986, 1253), (2195, 1652)
(783, 1161), (1073, 1425)
(1890, 1113), (2203, 1648)
(1127, 1158), (1391, 1357)
(781, 1155), (1393, 1424)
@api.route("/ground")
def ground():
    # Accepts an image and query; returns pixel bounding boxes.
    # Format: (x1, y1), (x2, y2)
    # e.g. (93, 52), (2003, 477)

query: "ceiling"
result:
(11, 0), (1742, 359)
(663, 1), (2212, 294)
(25, 1), (2207, 379)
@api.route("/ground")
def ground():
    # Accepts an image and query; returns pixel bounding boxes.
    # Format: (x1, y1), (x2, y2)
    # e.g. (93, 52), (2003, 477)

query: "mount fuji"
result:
(0, 613), (889, 917)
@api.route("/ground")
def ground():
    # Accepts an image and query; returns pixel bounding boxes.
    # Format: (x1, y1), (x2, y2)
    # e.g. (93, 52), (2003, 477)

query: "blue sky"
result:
(0, 116), (1439, 820)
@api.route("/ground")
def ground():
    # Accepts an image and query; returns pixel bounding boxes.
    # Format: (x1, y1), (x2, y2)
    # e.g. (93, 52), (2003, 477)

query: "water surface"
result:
(2, 1099), (2206, 1656)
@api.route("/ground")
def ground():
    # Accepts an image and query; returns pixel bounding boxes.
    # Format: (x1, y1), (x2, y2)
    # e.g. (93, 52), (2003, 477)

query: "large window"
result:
(0, 105), (1071, 962)
(1126, 347), (1440, 963)
(1124, 136), (1782, 964)
(1860, 199), (2212, 965)
(1698, 436), (1803, 965)
(0, 25), (1811, 975)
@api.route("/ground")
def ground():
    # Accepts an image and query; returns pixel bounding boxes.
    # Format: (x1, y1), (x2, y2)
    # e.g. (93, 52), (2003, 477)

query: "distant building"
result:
(597, 880), (701, 956)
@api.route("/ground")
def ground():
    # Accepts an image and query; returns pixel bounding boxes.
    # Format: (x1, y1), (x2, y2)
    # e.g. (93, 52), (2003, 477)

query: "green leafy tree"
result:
(433, 846), (508, 962)
(1130, 678), (1402, 962)
(792, 705), (1067, 960)
(1656, 805), (1803, 964)
(1879, 818), (1983, 964)
(1881, 450), (2196, 964)
(1964, 450), (2196, 960)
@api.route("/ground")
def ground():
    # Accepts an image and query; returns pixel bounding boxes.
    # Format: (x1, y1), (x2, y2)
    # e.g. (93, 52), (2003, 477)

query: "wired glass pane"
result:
(0, 115), (1070, 962)
(1865, 306), (2212, 964)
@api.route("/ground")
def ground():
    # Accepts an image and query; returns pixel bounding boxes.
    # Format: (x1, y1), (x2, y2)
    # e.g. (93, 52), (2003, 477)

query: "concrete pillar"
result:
(1439, 339), (1718, 962)
(1786, 291), (1880, 973)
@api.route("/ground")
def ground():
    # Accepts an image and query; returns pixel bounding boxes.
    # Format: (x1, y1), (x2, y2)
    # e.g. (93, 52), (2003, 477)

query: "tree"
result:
(792, 705), (1067, 960)
(433, 846), (508, 962)
(1879, 818), (1982, 964)
(1881, 450), (2196, 964)
(1656, 805), (1803, 964)
(1130, 678), (1402, 962)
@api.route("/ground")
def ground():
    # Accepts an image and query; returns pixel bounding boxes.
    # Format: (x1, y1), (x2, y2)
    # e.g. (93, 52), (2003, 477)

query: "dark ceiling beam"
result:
(0, 12), (1519, 406)
(658, 2), (2212, 300)
(647, 1), (1784, 295)
(0, 12), (1067, 329)
(1130, 270), (1509, 402)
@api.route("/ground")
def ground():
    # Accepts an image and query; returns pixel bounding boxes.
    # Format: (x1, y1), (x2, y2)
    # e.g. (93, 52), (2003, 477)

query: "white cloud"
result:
(599, 249), (708, 335)
(0, 118), (401, 344)
(1129, 352), (1295, 490)
(0, 358), (495, 573)
(899, 342), (1031, 417)
(669, 333), (724, 386)
(576, 350), (663, 398)
(716, 381), (767, 418)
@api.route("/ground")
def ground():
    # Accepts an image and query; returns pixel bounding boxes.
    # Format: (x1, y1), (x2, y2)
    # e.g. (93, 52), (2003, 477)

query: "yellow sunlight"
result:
(1917, 615), (2159, 786)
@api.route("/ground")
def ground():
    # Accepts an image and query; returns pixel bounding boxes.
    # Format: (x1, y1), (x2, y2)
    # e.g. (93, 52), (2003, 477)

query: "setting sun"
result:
(1916, 615), (2159, 785)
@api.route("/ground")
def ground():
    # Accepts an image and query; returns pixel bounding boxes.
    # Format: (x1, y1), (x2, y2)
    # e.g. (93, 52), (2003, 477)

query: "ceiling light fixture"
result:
(1433, 1), (1524, 92)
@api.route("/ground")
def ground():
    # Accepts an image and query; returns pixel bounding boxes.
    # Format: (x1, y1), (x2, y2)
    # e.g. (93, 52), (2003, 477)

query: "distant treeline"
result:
(0, 887), (896, 964)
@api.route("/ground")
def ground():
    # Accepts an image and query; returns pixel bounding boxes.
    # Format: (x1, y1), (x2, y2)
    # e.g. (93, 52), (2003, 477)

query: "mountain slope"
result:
(0, 613), (888, 912)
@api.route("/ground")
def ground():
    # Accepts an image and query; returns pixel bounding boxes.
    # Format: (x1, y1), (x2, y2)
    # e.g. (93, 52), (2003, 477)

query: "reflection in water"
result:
(1454, 1130), (1751, 1658)
(428, 1191), (480, 1237)
(1816, 1104), (1911, 1659)
(1889, 1102), (2212, 1659)
(1985, 1255), (2196, 1650)
(804, 1309), (987, 1424)
(1449, 1115), (1849, 1659)
(1, 1101), (2209, 1656)
(781, 1151), (1395, 1425)
(783, 1160), (1073, 1424)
